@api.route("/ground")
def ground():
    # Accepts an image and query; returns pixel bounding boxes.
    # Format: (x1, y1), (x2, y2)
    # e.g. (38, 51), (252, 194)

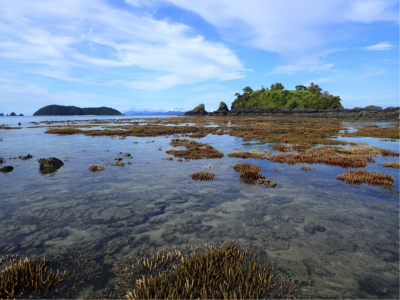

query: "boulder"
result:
(0, 166), (14, 173)
(184, 109), (208, 116)
(364, 105), (382, 111)
(19, 154), (33, 160)
(37, 157), (64, 173)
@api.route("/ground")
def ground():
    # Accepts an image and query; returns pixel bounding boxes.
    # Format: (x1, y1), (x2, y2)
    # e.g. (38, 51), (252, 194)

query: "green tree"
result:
(242, 86), (253, 94)
(270, 83), (284, 90)
(307, 82), (322, 94)
(295, 85), (307, 90)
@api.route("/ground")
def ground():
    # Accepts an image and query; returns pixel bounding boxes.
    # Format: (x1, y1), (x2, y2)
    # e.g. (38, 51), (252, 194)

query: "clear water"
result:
(0, 116), (399, 299)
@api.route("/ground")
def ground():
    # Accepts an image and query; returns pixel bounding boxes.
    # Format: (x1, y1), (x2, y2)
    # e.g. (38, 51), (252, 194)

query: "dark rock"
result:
(358, 275), (390, 296)
(0, 157), (4, 164)
(0, 166), (13, 173)
(18, 114), (24, 116)
(19, 154), (33, 160)
(353, 107), (363, 111)
(384, 106), (399, 111)
(0, 113), (4, 116)
(184, 109), (208, 116)
(303, 223), (326, 234)
(37, 157), (64, 173)
(364, 105), (382, 111)
(9, 112), (17, 116)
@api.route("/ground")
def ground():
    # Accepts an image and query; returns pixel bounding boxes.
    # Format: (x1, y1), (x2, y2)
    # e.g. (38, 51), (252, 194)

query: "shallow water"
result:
(0, 116), (399, 299)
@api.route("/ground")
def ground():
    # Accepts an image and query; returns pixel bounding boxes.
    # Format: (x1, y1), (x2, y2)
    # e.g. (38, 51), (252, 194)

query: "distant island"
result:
(0, 112), (24, 116)
(33, 105), (122, 116)
(124, 110), (184, 116)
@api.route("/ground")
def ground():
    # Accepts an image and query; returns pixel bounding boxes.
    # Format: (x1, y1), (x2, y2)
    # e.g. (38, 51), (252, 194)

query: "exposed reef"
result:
(185, 106), (399, 121)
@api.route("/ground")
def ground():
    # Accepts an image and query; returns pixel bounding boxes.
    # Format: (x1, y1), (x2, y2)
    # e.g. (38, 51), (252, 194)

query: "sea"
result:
(0, 115), (399, 299)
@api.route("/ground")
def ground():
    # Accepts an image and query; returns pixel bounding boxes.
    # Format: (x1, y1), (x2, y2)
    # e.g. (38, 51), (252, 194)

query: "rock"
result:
(184, 109), (208, 116)
(37, 157), (64, 173)
(363, 105), (382, 111)
(303, 223), (326, 234)
(0, 157), (4, 163)
(19, 154), (33, 160)
(10, 112), (17, 116)
(358, 275), (390, 296)
(0, 166), (14, 173)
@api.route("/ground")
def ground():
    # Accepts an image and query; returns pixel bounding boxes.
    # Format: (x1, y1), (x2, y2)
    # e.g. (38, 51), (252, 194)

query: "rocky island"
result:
(33, 105), (122, 116)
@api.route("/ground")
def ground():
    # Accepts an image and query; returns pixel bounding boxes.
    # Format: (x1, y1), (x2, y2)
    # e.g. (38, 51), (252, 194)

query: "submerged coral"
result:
(0, 257), (66, 299)
(123, 244), (296, 299)
(190, 171), (215, 181)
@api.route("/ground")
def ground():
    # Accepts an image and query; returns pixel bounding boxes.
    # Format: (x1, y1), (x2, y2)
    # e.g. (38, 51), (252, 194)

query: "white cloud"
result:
(363, 41), (395, 50)
(0, 0), (245, 90)
(165, 0), (399, 73)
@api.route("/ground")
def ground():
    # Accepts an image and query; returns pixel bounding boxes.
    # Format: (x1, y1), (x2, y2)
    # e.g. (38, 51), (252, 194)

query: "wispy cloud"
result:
(363, 41), (395, 50)
(165, 0), (399, 73)
(0, 0), (245, 90)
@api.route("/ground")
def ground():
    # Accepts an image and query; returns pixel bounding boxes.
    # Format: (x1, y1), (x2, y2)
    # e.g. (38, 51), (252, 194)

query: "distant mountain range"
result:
(123, 110), (185, 116)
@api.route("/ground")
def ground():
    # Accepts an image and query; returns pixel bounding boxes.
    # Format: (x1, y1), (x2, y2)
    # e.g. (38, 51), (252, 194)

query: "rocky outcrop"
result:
(0, 166), (14, 173)
(184, 108), (208, 116)
(205, 106), (399, 121)
(37, 157), (64, 173)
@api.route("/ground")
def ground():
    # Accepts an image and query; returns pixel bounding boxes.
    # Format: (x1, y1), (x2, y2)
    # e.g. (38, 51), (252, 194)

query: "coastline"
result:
(185, 107), (400, 121)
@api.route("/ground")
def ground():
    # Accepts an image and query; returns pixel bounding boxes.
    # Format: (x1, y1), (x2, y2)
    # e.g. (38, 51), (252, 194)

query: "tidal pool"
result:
(0, 116), (399, 299)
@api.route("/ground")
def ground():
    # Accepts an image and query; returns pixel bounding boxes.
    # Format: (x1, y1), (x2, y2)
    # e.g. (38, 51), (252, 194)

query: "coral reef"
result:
(233, 163), (276, 187)
(342, 125), (399, 139)
(166, 139), (224, 160)
(0, 256), (66, 299)
(123, 244), (296, 299)
(336, 170), (394, 188)
(89, 164), (105, 172)
(190, 171), (215, 181)
(300, 166), (315, 171)
(379, 161), (400, 169)
(53, 245), (103, 298)
(266, 146), (374, 168)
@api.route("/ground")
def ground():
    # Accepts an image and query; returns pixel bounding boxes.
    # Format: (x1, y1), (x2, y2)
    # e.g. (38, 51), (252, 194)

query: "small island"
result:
(231, 82), (342, 110)
(33, 105), (122, 116)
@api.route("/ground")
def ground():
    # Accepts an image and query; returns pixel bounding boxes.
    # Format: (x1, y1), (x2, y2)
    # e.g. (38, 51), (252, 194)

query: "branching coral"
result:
(122, 244), (296, 299)
(336, 170), (394, 188)
(190, 171), (215, 181)
(166, 139), (223, 160)
(0, 257), (66, 299)
(89, 164), (105, 172)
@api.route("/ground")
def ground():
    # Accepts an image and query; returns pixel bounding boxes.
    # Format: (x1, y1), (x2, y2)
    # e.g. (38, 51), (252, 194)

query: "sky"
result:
(0, 0), (398, 115)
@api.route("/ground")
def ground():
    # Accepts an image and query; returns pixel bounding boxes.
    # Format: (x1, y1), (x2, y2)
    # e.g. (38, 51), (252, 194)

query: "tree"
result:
(270, 83), (284, 90)
(295, 85), (307, 90)
(242, 86), (253, 94)
(307, 82), (322, 94)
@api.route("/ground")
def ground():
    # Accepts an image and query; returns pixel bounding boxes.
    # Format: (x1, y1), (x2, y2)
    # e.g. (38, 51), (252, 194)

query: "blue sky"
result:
(0, 0), (398, 115)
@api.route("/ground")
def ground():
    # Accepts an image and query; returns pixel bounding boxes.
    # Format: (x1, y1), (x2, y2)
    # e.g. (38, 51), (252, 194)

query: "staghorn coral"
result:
(0, 257), (66, 299)
(379, 161), (400, 169)
(166, 139), (223, 160)
(124, 244), (296, 299)
(89, 164), (105, 172)
(113, 248), (183, 296)
(266, 146), (374, 168)
(336, 170), (394, 188)
(342, 125), (399, 139)
(300, 166), (315, 171)
(190, 171), (215, 181)
(232, 163), (276, 187)
(53, 245), (103, 298)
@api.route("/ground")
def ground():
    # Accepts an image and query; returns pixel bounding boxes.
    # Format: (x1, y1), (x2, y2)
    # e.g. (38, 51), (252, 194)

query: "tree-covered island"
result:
(231, 82), (342, 110)
(33, 105), (122, 116)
